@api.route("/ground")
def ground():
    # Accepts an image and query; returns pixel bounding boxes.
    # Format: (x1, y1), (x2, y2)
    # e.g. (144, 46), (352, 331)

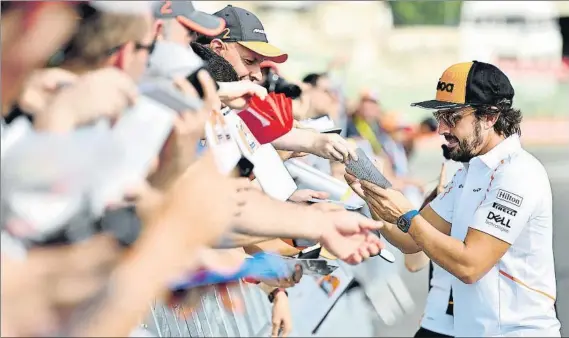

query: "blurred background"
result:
(195, 0), (569, 145)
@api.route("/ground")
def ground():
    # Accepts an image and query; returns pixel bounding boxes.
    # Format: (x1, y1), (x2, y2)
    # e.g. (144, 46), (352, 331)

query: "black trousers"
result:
(414, 327), (453, 338)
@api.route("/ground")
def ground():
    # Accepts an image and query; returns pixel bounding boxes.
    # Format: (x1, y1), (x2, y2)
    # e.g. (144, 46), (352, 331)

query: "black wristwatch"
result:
(268, 288), (288, 303)
(396, 210), (420, 233)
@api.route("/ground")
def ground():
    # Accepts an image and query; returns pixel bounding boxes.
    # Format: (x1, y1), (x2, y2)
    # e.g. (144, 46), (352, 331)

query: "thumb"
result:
(357, 214), (384, 231)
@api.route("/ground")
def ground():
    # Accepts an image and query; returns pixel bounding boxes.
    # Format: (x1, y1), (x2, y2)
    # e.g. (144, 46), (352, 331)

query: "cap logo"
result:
(253, 28), (266, 35)
(437, 81), (454, 93)
(221, 28), (231, 39)
(160, 0), (172, 14)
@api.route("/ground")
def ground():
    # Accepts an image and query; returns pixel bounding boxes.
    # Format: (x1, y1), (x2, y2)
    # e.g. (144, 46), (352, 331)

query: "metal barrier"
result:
(140, 252), (417, 338)
(142, 282), (274, 337)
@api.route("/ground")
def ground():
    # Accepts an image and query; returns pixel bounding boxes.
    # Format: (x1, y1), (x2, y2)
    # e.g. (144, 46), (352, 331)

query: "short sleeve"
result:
(470, 168), (536, 244)
(429, 169), (463, 223)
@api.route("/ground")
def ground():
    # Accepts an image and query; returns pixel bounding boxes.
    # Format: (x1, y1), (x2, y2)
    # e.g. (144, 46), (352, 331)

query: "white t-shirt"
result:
(430, 135), (560, 337)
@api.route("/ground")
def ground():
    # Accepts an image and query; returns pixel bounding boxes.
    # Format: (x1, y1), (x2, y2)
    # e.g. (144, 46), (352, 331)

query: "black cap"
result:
(153, 0), (225, 36)
(411, 61), (515, 110)
(197, 5), (288, 63)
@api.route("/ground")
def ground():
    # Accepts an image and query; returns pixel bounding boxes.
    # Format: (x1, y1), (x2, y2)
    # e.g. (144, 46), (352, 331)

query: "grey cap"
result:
(152, 0), (225, 36)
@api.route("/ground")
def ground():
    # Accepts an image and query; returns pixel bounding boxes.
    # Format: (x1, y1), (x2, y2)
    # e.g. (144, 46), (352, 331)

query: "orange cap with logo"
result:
(411, 61), (515, 110)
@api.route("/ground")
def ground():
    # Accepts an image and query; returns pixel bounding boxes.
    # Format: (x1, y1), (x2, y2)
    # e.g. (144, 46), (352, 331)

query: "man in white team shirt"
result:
(346, 61), (560, 337)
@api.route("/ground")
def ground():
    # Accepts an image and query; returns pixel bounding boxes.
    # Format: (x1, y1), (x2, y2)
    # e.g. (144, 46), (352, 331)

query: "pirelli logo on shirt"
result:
(492, 202), (518, 216)
(497, 189), (523, 207)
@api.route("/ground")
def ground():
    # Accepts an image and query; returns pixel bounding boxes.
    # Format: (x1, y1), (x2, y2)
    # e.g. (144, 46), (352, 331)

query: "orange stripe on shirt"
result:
(499, 269), (556, 301)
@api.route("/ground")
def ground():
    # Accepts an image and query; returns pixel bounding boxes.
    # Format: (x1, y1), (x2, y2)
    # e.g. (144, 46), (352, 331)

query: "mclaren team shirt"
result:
(429, 135), (560, 337)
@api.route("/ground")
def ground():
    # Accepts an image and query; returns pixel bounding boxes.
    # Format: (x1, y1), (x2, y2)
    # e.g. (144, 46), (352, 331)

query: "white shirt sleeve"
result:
(429, 168), (464, 223)
(469, 166), (536, 244)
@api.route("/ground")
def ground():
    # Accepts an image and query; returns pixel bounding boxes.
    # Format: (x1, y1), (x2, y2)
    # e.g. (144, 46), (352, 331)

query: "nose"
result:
(248, 65), (262, 84)
(438, 121), (450, 135)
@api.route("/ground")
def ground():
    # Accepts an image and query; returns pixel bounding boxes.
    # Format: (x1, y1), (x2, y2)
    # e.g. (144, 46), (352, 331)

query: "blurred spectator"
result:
(301, 73), (341, 122)
(153, 1), (225, 46)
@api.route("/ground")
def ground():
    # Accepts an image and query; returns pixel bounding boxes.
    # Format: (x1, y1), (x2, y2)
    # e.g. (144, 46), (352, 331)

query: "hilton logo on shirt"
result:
(496, 189), (523, 207)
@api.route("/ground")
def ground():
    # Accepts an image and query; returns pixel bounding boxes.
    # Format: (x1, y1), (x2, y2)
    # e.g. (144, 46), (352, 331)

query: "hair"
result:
(474, 101), (522, 138)
(190, 42), (239, 82)
(302, 73), (326, 87)
(59, 10), (147, 67)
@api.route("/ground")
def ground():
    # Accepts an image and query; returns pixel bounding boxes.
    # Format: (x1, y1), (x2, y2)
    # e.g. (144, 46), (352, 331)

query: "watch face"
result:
(397, 217), (408, 231)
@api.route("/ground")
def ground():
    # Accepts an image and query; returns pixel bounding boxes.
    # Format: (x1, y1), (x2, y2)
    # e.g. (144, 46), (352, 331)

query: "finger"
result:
(272, 321), (280, 337)
(354, 214), (384, 231)
(312, 191), (330, 199)
(327, 146), (344, 162)
(345, 253), (362, 265)
(358, 245), (371, 261)
(282, 321), (292, 337)
(360, 180), (388, 196)
(197, 70), (218, 110)
(345, 142), (358, 161)
(333, 143), (350, 163)
(344, 172), (357, 184)
(250, 83), (267, 100)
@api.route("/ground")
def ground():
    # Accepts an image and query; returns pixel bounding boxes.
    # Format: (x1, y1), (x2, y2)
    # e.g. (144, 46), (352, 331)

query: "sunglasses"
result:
(106, 31), (158, 56)
(433, 107), (475, 128)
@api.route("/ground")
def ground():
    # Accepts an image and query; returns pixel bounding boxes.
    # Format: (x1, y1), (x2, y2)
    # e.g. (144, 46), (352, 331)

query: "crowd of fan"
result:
(0, 2), (439, 337)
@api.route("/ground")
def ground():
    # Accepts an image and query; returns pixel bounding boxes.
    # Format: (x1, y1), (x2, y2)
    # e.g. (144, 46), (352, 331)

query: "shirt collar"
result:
(473, 135), (521, 168)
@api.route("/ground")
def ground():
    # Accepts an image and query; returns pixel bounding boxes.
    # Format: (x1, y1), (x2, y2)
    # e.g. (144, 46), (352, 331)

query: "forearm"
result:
(233, 189), (323, 240)
(215, 232), (272, 249)
(408, 216), (472, 283)
(271, 128), (315, 153)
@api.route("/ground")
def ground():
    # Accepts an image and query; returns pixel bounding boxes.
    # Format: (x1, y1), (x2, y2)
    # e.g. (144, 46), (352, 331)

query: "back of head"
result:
(302, 73), (323, 87)
(57, 10), (148, 71)
(190, 42), (239, 82)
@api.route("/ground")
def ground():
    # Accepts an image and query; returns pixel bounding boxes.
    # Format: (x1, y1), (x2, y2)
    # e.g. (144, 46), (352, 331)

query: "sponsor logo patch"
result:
(492, 202), (517, 216)
(497, 189), (523, 207)
(485, 211), (511, 232)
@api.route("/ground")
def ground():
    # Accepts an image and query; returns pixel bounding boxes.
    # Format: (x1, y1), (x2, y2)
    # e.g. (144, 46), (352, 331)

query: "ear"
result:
(483, 112), (500, 131)
(209, 39), (225, 56)
(112, 42), (135, 71)
(154, 20), (164, 40)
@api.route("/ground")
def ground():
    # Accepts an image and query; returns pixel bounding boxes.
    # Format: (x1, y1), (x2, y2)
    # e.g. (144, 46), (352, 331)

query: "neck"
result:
(60, 61), (105, 76)
(478, 132), (506, 156)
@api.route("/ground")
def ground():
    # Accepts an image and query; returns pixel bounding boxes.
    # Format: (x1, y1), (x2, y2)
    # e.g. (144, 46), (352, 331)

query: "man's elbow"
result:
(456, 265), (483, 285)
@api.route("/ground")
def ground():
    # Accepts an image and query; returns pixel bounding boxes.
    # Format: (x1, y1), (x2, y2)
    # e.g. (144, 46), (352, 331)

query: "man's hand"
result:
(18, 68), (78, 116)
(135, 150), (252, 281)
(271, 291), (293, 337)
(35, 68), (138, 132)
(148, 70), (216, 190)
(277, 149), (309, 162)
(360, 180), (414, 224)
(311, 133), (358, 163)
(217, 80), (267, 109)
(288, 189), (329, 204)
(318, 210), (385, 264)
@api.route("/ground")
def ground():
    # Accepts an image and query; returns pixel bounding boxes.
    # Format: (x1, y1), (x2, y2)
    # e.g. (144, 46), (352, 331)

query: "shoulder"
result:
(493, 149), (550, 206)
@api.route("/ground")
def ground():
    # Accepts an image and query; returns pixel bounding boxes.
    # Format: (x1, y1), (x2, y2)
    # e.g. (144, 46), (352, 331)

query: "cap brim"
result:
(176, 11), (225, 37)
(411, 100), (470, 110)
(237, 41), (288, 63)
